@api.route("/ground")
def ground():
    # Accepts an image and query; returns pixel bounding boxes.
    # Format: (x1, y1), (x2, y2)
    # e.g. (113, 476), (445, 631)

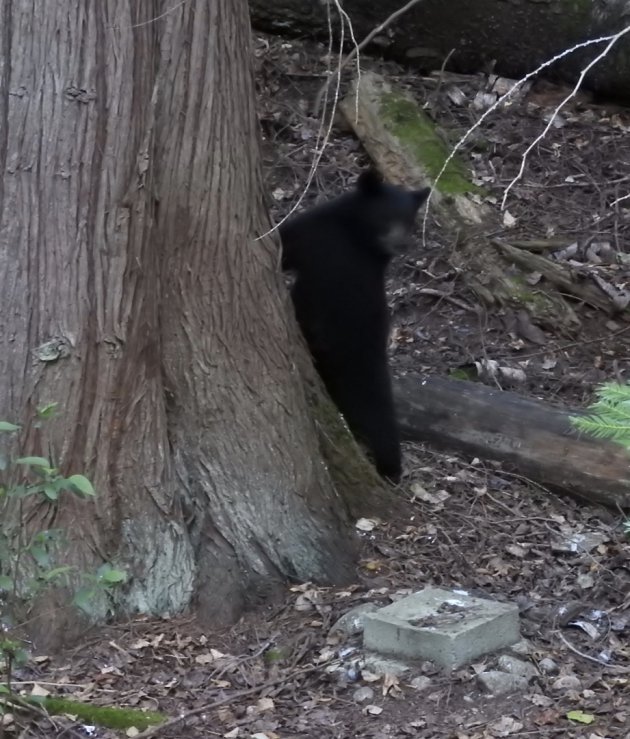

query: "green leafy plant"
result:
(0, 404), (126, 701)
(571, 381), (630, 538)
(74, 562), (127, 613)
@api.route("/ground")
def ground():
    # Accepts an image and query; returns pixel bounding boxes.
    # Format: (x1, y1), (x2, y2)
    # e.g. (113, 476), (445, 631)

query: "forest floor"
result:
(10, 32), (630, 739)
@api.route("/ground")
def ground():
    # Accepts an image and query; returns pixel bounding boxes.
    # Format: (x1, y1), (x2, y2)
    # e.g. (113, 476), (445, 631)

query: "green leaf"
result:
(102, 568), (126, 584)
(11, 484), (30, 498)
(0, 421), (19, 432)
(73, 586), (96, 613)
(29, 544), (50, 569)
(566, 710), (595, 725)
(41, 566), (74, 582)
(66, 474), (95, 497)
(15, 456), (50, 468)
(42, 484), (59, 501)
(13, 648), (29, 666)
(0, 684), (10, 694)
(33, 529), (63, 543)
(0, 575), (13, 591)
(96, 563), (127, 584)
(37, 402), (58, 419)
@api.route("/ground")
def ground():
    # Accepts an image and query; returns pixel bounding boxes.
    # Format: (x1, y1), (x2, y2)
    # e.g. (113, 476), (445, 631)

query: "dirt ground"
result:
(6, 32), (630, 739)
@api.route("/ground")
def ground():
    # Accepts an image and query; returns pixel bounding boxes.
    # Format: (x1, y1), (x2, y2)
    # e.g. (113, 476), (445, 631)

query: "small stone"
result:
(497, 654), (538, 681)
(329, 604), (378, 638)
(508, 639), (532, 655)
(363, 653), (410, 677)
(409, 676), (432, 691)
(552, 674), (581, 691)
(353, 686), (374, 703)
(365, 704), (383, 715)
(477, 670), (529, 695)
(538, 657), (559, 675)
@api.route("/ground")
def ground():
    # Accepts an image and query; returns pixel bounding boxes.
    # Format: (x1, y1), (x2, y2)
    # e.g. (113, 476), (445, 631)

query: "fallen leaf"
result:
(566, 710), (595, 725)
(364, 704), (383, 715)
(257, 697), (275, 712)
(356, 518), (379, 532)
(30, 684), (50, 697)
(489, 715), (524, 735)
(503, 210), (517, 227)
(195, 653), (215, 665)
(382, 673), (400, 696)
(130, 639), (151, 650)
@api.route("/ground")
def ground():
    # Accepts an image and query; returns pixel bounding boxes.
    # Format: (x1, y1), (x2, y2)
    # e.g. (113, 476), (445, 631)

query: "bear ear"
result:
(413, 187), (431, 207)
(356, 168), (383, 195)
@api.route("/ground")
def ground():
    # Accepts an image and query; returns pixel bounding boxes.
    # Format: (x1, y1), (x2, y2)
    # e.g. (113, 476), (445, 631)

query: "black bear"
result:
(280, 169), (430, 482)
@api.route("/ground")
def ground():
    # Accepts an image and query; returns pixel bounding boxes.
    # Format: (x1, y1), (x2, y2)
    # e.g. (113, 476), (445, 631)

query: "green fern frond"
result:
(571, 382), (630, 450)
(592, 382), (630, 404)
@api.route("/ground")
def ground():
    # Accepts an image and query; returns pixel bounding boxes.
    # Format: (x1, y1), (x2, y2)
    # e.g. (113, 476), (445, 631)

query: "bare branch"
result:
(313, 0), (426, 117)
(502, 24), (630, 209)
(422, 28), (630, 240)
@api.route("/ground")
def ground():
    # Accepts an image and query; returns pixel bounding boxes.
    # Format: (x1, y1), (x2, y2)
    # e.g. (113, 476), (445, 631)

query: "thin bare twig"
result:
(421, 27), (630, 243)
(135, 662), (326, 738)
(259, 0), (352, 244)
(555, 630), (622, 669)
(110, 0), (190, 30)
(313, 0), (426, 117)
(502, 24), (630, 208)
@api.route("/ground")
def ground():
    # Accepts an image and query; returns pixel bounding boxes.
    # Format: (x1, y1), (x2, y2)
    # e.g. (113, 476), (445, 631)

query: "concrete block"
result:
(363, 588), (520, 670)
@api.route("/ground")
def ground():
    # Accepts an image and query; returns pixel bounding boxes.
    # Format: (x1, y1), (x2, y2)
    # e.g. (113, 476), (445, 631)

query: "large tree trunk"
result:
(0, 0), (356, 648)
(249, 0), (630, 102)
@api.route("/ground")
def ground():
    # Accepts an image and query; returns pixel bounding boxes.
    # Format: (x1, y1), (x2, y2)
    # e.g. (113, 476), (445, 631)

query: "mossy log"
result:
(394, 374), (630, 510)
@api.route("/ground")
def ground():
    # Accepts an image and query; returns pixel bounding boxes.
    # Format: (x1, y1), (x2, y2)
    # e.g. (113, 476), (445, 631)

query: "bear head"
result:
(353, 169), (430, 256)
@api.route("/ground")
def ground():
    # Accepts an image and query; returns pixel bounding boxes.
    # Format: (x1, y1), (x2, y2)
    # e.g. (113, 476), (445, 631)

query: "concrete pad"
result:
(363, 588), (520, 670)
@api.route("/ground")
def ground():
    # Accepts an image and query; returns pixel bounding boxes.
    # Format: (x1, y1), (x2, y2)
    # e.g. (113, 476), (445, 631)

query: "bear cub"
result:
(280, 169), (430, 482)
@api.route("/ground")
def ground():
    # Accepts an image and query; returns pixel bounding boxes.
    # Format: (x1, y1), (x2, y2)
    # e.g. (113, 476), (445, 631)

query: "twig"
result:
(213, 639), (273, 682)
(259, 0), (351, 245)
(428, 48), (456, 105)
(502, 24), (630, 209)
(416, 287), (475, 312)
(110, 0), (190, 30)
(610, 192), (630, 207)
(495, 323), (630, 361)
(313, 0), (426, 117)
(135, 663), (324, 738)
(555, 630), (619, 669)
(421, 27), (630, 244)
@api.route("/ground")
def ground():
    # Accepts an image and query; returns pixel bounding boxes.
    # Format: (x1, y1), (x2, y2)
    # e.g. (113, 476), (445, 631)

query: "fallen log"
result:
(394, 374), (630, 510)
(249, 0), (630, 103)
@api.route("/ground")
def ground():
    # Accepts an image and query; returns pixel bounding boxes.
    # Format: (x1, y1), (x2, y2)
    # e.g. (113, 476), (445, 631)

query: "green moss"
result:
(306, 376), (392, 516)
(32, 696), (165, 730)
(449, 367), (477, 381)
(505, 276), (555, 312)
(379, 93), (478, 195)
(264, 646), (290, 663)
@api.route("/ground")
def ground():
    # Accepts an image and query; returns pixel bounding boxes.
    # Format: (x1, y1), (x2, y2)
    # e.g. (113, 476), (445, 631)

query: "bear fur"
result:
(280, 170), (430, 482)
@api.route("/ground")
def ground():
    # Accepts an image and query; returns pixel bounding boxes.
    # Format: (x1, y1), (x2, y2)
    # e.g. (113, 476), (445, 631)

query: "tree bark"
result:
(395, 376), (630, 510)
(249, 0), (630, 102)
(0, 0), (356, 648)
